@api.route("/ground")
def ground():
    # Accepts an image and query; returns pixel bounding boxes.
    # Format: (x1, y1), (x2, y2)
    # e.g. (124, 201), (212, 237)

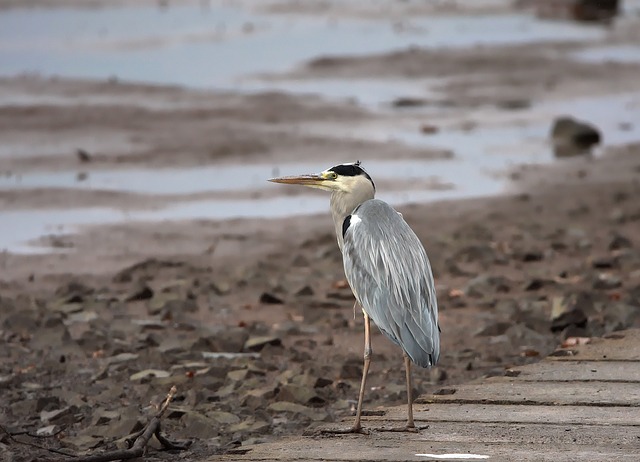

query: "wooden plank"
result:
(504, 360), (640, 382)
(416, 379), (640, 406)
(373, 403), (640, 426)
(548, 331), (640, 361)
(310, 421), (640, 447)
(220, 431), (640, 462)
(216, 329), (640, 462)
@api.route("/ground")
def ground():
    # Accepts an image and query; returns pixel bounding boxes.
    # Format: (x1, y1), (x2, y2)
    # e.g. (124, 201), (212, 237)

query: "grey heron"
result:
(269, 161), (440, 433)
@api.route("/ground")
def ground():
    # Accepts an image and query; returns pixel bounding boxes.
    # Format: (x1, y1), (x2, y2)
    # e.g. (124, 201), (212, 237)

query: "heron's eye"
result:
(328, 172), (338, 180)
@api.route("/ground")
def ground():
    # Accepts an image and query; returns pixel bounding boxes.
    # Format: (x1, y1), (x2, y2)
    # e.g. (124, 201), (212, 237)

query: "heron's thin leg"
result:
(352, 312), (371, 432)
(403, 351), (415, 429)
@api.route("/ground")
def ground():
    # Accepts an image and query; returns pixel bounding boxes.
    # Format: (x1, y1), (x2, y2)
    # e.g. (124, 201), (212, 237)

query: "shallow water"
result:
(3, 90), (639, 253)
(572, 45), (640, 64)
(0, 3), (638, 253)
(0, 5), (605, 87)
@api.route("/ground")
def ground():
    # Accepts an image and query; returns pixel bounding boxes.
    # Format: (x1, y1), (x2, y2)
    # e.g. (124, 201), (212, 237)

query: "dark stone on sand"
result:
(197, 326), (249, 353)
(474, 321), (511, 337)
(551, 293), (591, 332)
(465, 275), (511, 298)
(591, 256), (617, 269)
(295, 285), (314, 297)
(158, 299), (199, 320)
(260, 292), (284, 304)
(76, 148), (91, 162)
(433, 388), (456, 396)
(592, 273), (622, 290)
(40, 405), (80, 425)
(519, 249), (544, 262)
(314, 377), (333, 388)
(392, 97), (428, 108)
(608, 233), (633, 250)
(276, 384), (325, 407)
(126, 283), (154, 301)
(55, 280), (94, 303)
(244, 336), (282, 352)
(532, 0), (619, 22)
(36, 396), (61, 413)
(523, 278), (555, 291)
(112, 258), (184, 283)
(550, 116), (601, 158)
(497, 99), (531, 110)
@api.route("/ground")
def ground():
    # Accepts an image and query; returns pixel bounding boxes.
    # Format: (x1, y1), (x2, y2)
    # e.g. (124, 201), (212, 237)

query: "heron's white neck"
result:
(330, 178), (375, 251)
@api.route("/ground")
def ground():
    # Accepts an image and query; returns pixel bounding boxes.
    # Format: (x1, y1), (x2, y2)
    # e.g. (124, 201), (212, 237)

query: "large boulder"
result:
(550, 116), (601, 158)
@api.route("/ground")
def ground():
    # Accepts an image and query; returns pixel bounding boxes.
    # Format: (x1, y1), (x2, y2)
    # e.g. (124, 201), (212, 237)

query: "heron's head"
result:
(268, 161), (375, 194)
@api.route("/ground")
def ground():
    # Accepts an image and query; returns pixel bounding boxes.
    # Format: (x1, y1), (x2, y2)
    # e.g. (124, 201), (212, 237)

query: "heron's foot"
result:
(316, 426), (370, 436)
(377, 424), (428, 433)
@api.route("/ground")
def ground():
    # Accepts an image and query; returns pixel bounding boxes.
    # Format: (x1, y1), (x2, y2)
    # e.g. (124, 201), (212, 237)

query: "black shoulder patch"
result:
(342, 215), (352, 238)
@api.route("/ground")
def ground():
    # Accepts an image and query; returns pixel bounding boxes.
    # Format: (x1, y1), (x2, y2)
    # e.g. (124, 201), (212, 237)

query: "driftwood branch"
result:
(68, 385), (190, 462)
(2, 386), (190, 462)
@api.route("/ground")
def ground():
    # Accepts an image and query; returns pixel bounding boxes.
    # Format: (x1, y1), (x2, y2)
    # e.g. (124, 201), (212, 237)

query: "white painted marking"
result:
(415, 454), (490, 460)
(350, 214), (362, 226)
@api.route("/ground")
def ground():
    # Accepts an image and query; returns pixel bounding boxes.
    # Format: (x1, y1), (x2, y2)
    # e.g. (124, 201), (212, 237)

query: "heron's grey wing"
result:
(342, 199), (439, 367)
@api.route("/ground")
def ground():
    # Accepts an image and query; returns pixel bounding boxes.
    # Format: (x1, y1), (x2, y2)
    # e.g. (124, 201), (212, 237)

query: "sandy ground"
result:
(1, 1), (640, 461)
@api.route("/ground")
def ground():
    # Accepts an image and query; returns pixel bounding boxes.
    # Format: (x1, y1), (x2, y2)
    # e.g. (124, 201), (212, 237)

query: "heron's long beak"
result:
(268, 174), (326, 186)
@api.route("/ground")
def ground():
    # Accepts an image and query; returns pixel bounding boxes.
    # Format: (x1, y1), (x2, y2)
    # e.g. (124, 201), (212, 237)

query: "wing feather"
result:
(342, 199), (439, 367)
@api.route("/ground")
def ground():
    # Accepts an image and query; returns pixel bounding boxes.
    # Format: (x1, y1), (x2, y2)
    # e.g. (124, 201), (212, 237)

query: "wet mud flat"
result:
(1, 1), (640, 461)
(2, 143), (640, 461)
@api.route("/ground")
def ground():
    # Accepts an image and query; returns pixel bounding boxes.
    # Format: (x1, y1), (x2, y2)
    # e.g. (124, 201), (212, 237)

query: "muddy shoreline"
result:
(2, 1), (640, 460)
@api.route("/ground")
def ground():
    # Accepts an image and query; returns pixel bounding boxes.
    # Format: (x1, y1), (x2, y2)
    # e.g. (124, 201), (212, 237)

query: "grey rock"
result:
(196, 326), (249, 353)
(474, 321), (511, 337)
(465, 275), (511, 298)
(276, 384), (325, 407)
(523, 278), (551, 291)
(179, 412), (220, 439)
(126, 283), (154, 301)
(593, 273), (622, 290)
(61, 435), (103, 451)
(591, 256), (617, 269)
(129, 369), (171, 381)
(36, 424), (59, 436)
(107, 352), (139, 365)
(36, 396), (61, 412)
(609, 233), (633, 250)
(244, 335), (282, 352)
(206, 410), (241, 425)
(518, 249), (544, 262)
(228, 419), (271, 434)
(550, 294), (590, 332)
(295, 285), (314, 297)
(551, 116), (601, 157)
(158, 299), (199, 320)
(259, 292), (284, 304)
(392, 97), (428, 107)
(55, 280), (94, 303)
(41, 405), (79, 424)
(93, 410), (121, 425)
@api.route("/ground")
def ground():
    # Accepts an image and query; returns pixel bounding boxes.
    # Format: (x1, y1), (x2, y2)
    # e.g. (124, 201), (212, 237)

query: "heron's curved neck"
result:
(330, 182), (375, 250)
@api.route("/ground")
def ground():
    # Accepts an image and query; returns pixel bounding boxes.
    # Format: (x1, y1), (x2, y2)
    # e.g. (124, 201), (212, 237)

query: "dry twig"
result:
(0, 423), (76, 458)
(56, 385), (190, 462)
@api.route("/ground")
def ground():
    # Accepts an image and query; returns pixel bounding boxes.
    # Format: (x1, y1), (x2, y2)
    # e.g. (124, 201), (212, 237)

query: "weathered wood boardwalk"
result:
(219, 329), (640, 461)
